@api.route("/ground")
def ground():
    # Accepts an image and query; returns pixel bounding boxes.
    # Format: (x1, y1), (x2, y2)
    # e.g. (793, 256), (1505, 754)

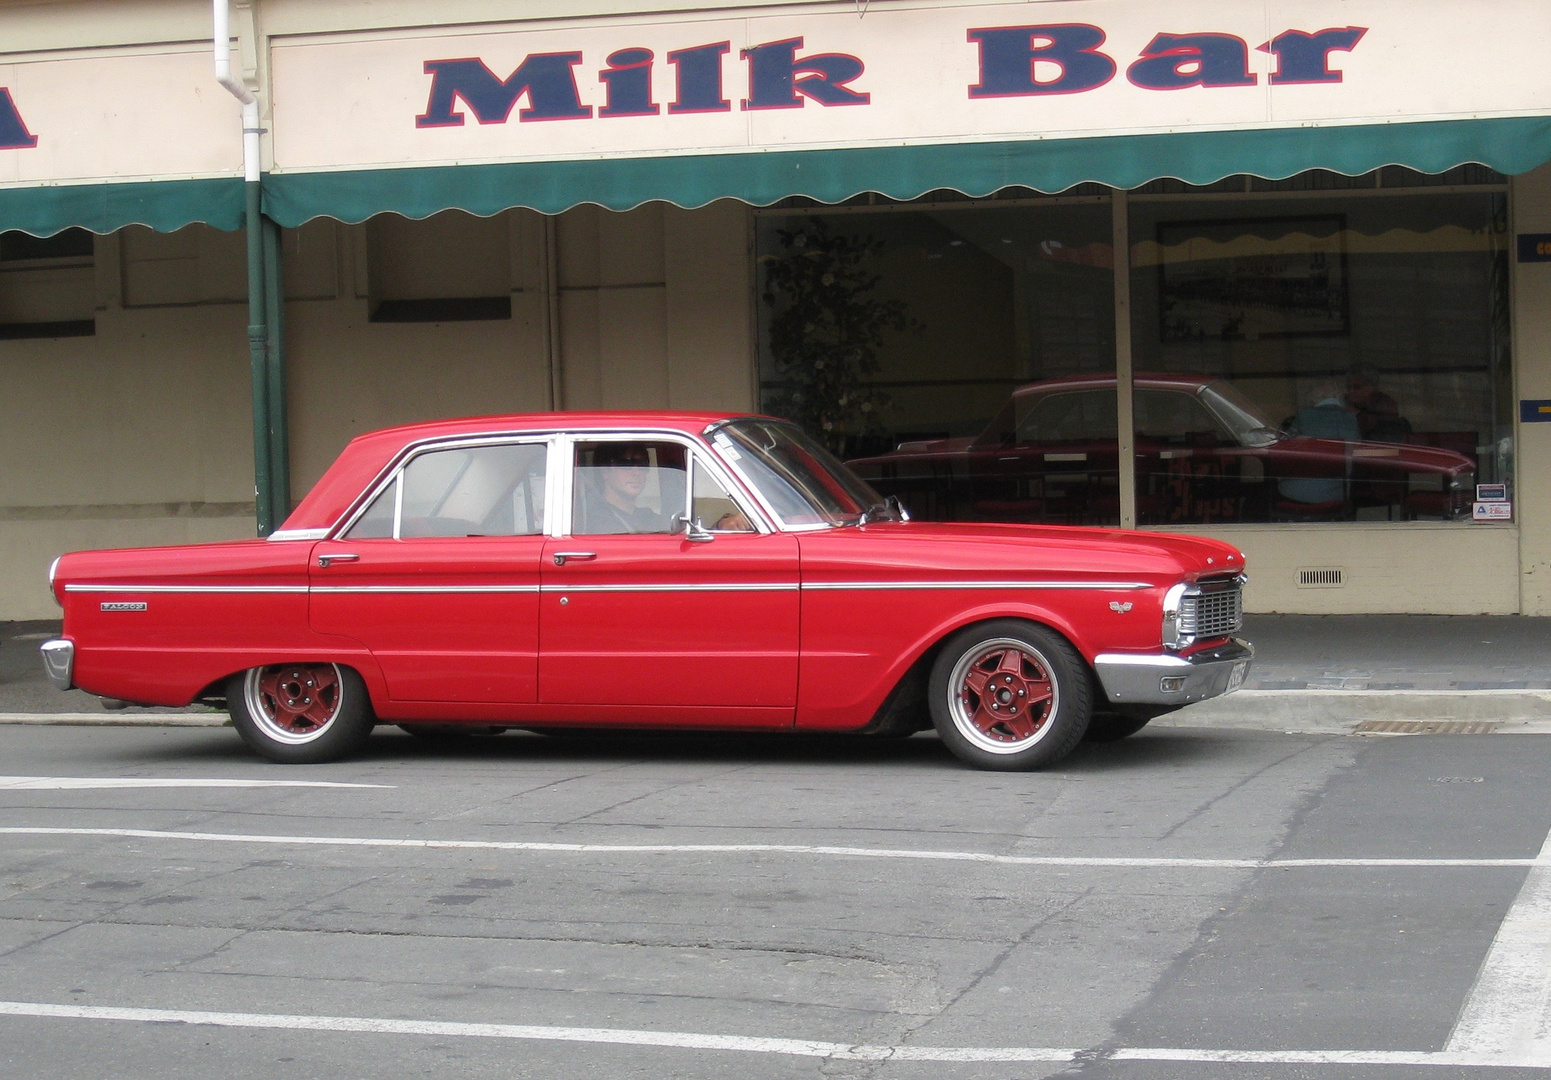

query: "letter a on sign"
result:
(0, 88), (37, 149)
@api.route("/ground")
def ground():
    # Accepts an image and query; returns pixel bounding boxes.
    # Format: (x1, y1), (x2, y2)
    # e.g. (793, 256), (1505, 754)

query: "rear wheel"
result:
(228, 663), (374, 764)
(928, 620), (1090, 771)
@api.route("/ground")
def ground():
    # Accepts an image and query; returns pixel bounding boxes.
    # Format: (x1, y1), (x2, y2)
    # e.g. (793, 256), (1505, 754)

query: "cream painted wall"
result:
(557, 199), (754, 413)
(1514, 163), (1551, 614)
(0, 200), (755, 620)
(1151, 524), (1521, 615)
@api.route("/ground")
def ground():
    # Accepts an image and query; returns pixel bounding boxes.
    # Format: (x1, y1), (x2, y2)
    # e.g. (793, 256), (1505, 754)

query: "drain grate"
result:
(1354, 720), (1500, 735)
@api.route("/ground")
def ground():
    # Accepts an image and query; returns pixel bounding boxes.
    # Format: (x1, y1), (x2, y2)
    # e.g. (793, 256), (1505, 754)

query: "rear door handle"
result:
(317, 553), (359, 567)
(552, 551), (597, 566)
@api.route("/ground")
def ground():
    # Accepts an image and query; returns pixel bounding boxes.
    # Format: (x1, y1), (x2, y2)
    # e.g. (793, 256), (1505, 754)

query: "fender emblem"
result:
(1109, 601), (1133, 613)
(100, 601), (147, 612)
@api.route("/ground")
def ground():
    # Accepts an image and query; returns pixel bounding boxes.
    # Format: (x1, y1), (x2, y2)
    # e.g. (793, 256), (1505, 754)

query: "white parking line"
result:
(1448, 824), (1551, 1065)
(0, 826), (1532, 868)
(0, 777), (390, 790)
(0, 1000), (1538, 1067)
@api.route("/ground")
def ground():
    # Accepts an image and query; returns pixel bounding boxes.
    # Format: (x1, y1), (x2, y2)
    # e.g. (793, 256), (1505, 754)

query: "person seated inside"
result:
(576, 443), (671, 534)
(1345, 375), (1411, 443)
(1279, 382), (1359, 506)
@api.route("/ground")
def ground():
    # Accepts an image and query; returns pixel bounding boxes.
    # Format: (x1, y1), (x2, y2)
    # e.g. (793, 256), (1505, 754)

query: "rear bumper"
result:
(1092, 638), (1253, 706)
(40, 639), (74, 691)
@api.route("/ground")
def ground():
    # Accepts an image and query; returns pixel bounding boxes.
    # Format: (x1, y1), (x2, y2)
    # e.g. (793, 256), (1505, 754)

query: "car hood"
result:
(798, 521), (1244, 582)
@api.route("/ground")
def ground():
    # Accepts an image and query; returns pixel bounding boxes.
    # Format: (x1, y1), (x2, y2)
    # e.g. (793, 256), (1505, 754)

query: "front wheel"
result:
(228, 663), (374, 764)
(928, 620), (1090, 771)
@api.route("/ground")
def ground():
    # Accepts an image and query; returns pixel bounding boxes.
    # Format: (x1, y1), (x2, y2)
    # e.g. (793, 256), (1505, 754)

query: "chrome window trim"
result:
(330, 434), (557, 542)
(556, 431), (772, 538)
(802, 580), (1152, 591)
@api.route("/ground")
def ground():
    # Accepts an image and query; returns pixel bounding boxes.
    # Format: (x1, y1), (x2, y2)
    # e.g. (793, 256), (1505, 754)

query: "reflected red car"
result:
(42, 412), (1252, 771)
(847, 374), (1477, 526)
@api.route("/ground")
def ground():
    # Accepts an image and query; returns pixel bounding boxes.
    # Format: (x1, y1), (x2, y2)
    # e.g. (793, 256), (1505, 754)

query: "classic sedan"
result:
(847, 375), (1477, 526)
(40, 413), (1252, 771)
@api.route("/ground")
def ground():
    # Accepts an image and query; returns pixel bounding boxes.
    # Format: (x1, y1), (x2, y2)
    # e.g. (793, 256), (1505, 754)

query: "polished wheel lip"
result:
(244, 663), (344, 746)
(946, 637), (1059, 756)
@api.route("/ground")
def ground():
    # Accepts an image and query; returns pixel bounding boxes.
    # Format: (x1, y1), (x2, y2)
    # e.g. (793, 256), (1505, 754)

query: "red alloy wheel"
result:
(249, 663), (342, 742)
(950, 641), (1056, 751)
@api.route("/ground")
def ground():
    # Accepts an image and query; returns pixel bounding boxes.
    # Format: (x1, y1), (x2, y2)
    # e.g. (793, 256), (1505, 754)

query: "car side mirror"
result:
(671, 513), (715, 543)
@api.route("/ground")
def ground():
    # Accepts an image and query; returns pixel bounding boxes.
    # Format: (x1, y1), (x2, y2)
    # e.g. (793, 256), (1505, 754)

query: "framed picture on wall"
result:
(1156, 215), (1349, 343)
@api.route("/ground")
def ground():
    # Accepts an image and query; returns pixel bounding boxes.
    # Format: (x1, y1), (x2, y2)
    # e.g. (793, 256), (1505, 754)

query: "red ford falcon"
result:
(40, 413), (1252, 771)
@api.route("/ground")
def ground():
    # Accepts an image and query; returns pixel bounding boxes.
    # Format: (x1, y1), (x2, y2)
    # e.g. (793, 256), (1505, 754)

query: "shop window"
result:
(0, 227), (95, 338)
(758, 203), (1119, 526)
(366, 210), (511, 323)
(1129, 191), (1511, 525)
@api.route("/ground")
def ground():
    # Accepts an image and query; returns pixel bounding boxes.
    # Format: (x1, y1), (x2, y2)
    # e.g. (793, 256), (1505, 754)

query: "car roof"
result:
(1011, 373), (1216, 398)
(280, 411), (753, 534)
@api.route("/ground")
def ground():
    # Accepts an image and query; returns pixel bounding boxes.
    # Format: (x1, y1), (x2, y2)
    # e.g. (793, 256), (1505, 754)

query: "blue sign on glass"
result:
(1518, 235), (1551, 262)
(1521, 400), (1551, 422)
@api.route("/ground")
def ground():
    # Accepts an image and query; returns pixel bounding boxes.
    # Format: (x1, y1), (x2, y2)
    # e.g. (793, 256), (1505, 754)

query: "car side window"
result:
(1016, 389), (1118, 443)
(692, 457), (755, 532)
(345, 442), (547, 539)
(572, 441), (687, 535)
(1135, 389), (1230, 444)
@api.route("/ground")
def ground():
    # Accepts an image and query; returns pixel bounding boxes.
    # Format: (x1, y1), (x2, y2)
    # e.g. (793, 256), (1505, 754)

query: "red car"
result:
(847, 375), (1477, 526)
(41, 413), (1251, 771)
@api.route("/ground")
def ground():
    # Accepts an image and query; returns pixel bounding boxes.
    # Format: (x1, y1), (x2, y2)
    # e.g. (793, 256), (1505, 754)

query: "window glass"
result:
(394, 442), (547, 538)
(715, 420), (878, 527)
(1129, 193), (1508, 524)
(345, 478), (397, 539)
(692, 458), (755, 532)
(759, 204), (1121, 526)
(572, 441), (686, 535)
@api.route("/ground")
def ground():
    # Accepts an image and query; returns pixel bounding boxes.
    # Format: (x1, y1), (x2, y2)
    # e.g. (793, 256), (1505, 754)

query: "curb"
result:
(1155, 689), (1551, 734)
(0, 713), (227, 727)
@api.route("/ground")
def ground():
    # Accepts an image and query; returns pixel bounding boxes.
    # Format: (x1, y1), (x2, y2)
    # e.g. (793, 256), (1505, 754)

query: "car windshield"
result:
(709, 418), (884, 528)
(1198, 380), (1283, 447)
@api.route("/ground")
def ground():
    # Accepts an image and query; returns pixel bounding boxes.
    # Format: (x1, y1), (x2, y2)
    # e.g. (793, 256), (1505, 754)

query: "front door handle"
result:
(552, 551), (597, 566)
(317, 553), (360, 567)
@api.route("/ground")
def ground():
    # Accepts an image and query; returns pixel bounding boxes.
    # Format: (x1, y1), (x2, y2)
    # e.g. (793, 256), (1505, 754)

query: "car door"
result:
(538, 435), (799, 719)
(309, 437), (552, 703)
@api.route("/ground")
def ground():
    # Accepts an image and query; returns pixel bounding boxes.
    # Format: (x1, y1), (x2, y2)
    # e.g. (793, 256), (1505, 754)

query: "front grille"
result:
(1180, 582), (1243, 638)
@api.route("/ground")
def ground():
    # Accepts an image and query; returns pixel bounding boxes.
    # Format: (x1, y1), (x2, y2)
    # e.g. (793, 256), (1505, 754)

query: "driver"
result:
(580, 443), (668, 534)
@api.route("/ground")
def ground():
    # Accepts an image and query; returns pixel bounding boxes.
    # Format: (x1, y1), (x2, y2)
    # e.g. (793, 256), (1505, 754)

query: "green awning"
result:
(1, 116), (1547, 236)
(264, 115), (1551, 226)
(0, 176), (244, 237)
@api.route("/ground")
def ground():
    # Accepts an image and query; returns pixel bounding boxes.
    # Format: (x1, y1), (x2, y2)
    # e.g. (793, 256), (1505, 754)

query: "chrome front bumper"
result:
(40, 639), (74, 691)
(1093, 638), (1253, 707)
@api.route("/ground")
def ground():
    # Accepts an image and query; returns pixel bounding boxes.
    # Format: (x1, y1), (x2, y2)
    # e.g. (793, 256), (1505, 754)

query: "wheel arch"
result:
(856, 604), (1095, 735)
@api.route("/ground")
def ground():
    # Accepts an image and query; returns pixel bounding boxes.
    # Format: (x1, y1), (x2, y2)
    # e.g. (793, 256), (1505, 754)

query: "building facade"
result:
(2, 0), (1550, 619)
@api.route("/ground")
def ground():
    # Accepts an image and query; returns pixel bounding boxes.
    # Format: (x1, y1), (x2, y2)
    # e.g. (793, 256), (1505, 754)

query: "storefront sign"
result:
(1518, 234), (1551, 262)
(0, 88), (36, 149)
(1521, 400), (1551, 422)
(1473, 501), (1513, 521)
(270, 0), (1551, 175)
(1477, 484), (1508, 502)
(0, 48), (241, 188)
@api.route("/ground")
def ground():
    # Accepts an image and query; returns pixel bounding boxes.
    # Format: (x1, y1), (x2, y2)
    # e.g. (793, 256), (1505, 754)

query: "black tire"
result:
(928, 619), (1091, 771)
(228, 663), (375, 764)
(1083, 713), (1155, 743)
(398, 724), (509, 738)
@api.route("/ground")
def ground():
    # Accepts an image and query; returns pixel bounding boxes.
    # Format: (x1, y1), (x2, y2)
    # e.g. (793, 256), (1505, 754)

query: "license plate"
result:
(1226, 661), (1249, 693)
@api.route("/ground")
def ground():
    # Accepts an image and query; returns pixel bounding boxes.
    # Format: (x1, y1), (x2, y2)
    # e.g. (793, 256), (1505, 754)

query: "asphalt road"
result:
(1, 722), (1549, 1079)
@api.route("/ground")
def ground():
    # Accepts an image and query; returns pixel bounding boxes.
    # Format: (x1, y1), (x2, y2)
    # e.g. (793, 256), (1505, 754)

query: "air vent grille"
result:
(1297, 567), (1345, 588)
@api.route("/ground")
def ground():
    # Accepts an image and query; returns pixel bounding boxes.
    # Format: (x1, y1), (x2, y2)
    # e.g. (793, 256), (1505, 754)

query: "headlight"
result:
(47, 556), (60, 589)
(1161, 582), (1188, 649)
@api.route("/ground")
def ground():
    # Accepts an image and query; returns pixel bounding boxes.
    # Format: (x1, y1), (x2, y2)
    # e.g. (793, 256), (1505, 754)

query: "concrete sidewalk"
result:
(4, 615), (1550, 733)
